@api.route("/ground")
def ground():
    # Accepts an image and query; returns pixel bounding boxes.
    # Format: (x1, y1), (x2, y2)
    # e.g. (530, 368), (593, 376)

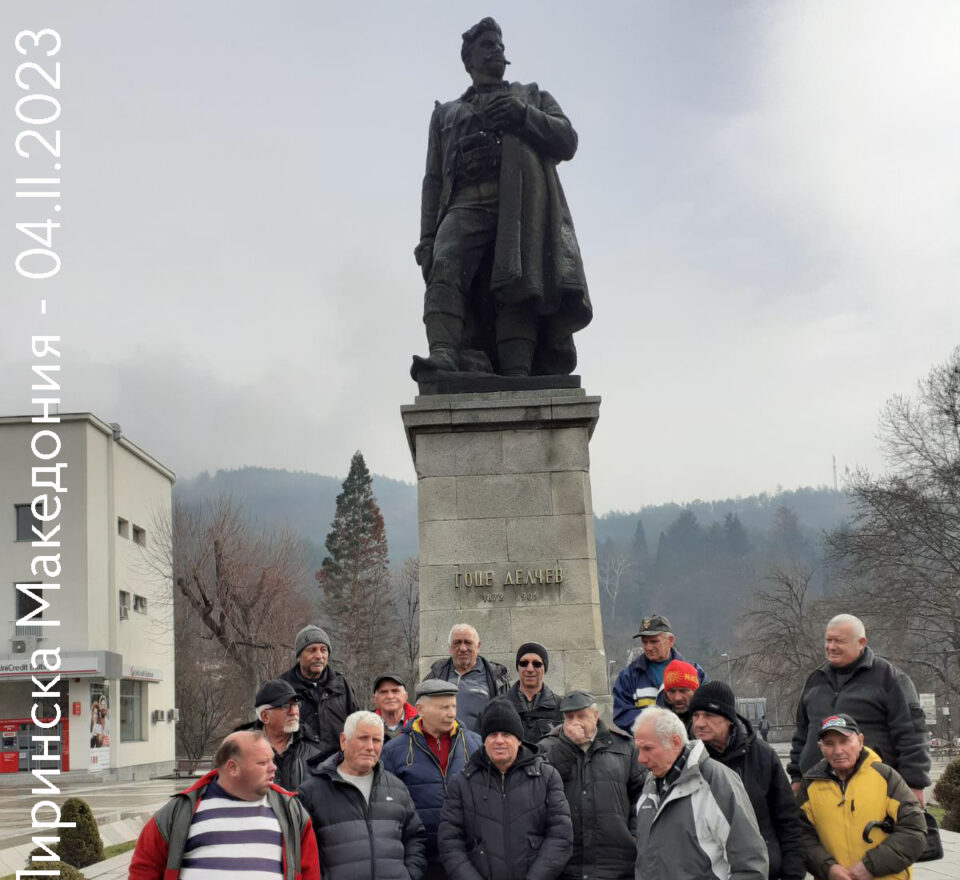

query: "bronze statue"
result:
(411, 18), (592, 385)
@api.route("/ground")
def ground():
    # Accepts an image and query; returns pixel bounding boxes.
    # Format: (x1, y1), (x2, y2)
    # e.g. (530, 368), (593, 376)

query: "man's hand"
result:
(563, 718), (589, 745)
(414, 241), (433, 283)
(910, 787), (926, 808)
(848, 861), (874, 880)
(827, 865), (854, 880)
(485, 94), (525, 132)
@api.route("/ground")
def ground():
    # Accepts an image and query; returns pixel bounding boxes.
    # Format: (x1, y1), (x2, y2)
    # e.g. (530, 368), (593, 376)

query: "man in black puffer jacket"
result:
(538, 690), (645, 880)
(298, 710), (427, 880)
(439, 700), (572, 880)
(690, 682), (805, 880)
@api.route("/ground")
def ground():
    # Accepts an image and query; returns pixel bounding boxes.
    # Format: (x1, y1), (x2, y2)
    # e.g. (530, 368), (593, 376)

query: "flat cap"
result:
(372, 672), (406, 692)
(254, 678), (300, 709)
(415, 678), (460, 700)
(559, 690), (596, 712)
(633, 614), (672, 638)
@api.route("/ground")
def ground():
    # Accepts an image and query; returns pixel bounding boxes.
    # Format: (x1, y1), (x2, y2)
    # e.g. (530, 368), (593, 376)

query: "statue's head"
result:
(461, 17), (509, 84)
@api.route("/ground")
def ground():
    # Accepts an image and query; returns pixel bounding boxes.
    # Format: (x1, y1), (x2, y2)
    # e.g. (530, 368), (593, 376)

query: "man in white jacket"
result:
(633, 707), (768, 880)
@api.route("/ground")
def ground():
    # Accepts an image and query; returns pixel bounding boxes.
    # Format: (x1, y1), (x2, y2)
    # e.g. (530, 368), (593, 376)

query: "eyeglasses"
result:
(518, 660), (543, 668)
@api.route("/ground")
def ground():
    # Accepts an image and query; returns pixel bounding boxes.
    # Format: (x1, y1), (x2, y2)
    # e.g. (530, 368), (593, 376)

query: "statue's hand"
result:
(414, 241), (433, 282)
(486, 94), (525, 132)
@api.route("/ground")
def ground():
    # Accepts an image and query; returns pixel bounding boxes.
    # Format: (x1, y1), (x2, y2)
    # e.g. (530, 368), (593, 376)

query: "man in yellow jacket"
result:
(798, 713), (926, 880)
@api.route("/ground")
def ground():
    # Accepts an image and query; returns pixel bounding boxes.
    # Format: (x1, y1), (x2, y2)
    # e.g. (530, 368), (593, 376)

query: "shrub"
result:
(24, 849), (84, 880)
(25, 842), (60, 867)
(59, 796), (104, 868)
(933, 756), (960, 832)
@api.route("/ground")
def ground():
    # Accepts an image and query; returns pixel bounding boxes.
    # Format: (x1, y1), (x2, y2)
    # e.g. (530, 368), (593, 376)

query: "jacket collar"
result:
(464, 742), (541, 778)
(803, 745), (878, 782)
(411, 717), (462, 739)
(289, 662), (340, 692)
(312, 750), (384, 781)
(631, 646), (684, 672)
(818, 645), (874, 677)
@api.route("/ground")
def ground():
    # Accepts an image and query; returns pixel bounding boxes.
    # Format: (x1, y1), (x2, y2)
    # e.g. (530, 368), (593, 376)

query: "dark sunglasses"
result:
(518, 660), (543, 668)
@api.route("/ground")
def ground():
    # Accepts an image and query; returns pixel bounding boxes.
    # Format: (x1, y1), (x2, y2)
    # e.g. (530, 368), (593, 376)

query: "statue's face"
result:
(466, 30), (506, 83)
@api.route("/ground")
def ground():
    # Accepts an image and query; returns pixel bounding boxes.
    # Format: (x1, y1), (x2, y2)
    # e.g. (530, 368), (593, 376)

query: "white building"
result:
(0, 413), (176, 780)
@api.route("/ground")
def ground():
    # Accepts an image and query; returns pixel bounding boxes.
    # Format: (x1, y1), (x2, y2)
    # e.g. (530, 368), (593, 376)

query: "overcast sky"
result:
(4, 1), (959, 512)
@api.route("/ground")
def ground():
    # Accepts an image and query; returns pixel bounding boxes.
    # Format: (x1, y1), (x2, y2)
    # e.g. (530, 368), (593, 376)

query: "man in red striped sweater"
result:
(129, 730), (320, 880)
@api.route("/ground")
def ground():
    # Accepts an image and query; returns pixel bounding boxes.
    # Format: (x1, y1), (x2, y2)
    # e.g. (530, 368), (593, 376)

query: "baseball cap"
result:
(818, 713), (861, 738)
(633, 614), (672, 638)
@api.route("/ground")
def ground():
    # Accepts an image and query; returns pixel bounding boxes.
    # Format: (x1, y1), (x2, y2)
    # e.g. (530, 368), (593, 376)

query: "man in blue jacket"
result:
(382, 679), (482, 880)
(612, 614), (706, 733)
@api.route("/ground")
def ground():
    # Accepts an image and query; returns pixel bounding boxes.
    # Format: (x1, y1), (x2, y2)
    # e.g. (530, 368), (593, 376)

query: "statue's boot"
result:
(411, 313), (462, 378)
(496, 309), (537, 377)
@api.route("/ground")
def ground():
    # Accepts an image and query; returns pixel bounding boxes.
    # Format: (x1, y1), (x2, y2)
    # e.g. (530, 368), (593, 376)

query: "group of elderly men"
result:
(130, 612), (932, 880)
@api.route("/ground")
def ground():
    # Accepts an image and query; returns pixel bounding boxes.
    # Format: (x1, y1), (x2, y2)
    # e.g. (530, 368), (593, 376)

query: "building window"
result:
(133, 594), (147, 614)
(15, 504), (42, 542)
(14, 583), (43, 636)
(132, 525), (146, 547)
(120, 680), (145, 741)
(119, 590), (130, 620)
(118, 518), (129, 539)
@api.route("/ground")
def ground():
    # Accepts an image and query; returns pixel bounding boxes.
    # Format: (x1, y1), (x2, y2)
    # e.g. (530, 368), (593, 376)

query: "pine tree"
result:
(316, 451), (396, 697)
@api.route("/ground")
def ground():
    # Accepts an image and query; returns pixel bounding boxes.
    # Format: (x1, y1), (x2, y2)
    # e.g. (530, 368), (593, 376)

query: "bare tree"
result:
(740, 563), (827, 718)
(828, 349), (960, 706)
(172, 594), (236, 764)
(392, 557), (420, 689)
(148, 495), (314, 738)
(598, 548), (636, 616)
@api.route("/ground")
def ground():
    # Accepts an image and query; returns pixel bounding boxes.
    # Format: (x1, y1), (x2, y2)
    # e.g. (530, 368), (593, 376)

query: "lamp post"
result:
(721, 652), (732, 686)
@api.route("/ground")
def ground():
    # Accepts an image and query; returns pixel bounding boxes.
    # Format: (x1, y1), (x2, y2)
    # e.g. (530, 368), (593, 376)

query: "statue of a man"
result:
(411, 18), (592, 381)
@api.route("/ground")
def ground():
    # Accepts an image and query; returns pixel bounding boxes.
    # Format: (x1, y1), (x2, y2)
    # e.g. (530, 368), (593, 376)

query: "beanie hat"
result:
(479, 699), (524, 741)
(515, 642), (549, 671)
(295, 624), (332, 658)
(662, 660), (700, 692)
(688, 680), (737, 724)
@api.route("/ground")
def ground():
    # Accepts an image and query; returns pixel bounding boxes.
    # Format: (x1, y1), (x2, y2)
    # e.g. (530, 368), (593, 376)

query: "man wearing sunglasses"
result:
(498, 642), (562, 743)
(238, 679), (323, 792)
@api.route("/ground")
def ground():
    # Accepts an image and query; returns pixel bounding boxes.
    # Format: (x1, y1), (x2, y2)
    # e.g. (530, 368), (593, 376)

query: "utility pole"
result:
(832, 455), (838, 492)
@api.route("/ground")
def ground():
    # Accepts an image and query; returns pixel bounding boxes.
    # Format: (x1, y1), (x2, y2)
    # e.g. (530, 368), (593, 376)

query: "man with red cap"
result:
(656, 658), (701, 727)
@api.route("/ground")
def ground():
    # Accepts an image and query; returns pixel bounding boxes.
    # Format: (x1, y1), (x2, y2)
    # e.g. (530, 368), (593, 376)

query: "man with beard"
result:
(656, 658), (701, 727)
(236, 678), (322, 792)
(279, 624), (358, 760)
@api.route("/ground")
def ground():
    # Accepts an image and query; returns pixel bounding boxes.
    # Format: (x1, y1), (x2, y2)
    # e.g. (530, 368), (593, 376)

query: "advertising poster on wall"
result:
(89, 682), (111, 771)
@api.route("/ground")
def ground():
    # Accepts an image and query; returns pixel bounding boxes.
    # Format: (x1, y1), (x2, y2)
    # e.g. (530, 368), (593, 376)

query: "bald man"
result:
(129, 731), (321, 880)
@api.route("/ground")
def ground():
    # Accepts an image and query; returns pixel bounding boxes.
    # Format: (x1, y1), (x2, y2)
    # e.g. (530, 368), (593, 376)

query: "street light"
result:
(720, 652), (732, 686)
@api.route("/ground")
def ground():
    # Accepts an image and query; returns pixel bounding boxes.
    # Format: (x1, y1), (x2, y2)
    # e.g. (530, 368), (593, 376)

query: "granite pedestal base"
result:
(401, 387), (610, 709)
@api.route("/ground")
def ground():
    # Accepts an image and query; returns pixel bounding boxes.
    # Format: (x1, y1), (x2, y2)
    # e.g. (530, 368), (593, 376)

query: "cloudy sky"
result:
(4, 1), (959, 512)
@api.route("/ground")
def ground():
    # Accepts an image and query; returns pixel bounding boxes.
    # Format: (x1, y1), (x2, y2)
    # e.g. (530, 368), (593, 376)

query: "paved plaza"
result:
(0, 756), (957, 879)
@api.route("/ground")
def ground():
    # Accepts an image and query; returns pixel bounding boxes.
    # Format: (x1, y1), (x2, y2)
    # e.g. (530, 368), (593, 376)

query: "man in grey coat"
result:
(633, 707), (768, 880)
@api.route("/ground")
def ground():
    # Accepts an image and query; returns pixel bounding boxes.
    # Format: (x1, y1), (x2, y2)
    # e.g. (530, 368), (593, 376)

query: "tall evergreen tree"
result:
(316, 451), (395, 697)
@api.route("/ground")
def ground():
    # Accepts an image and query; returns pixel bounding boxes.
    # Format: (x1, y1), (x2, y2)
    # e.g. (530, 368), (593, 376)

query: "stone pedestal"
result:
(401, 387), (609, 706)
